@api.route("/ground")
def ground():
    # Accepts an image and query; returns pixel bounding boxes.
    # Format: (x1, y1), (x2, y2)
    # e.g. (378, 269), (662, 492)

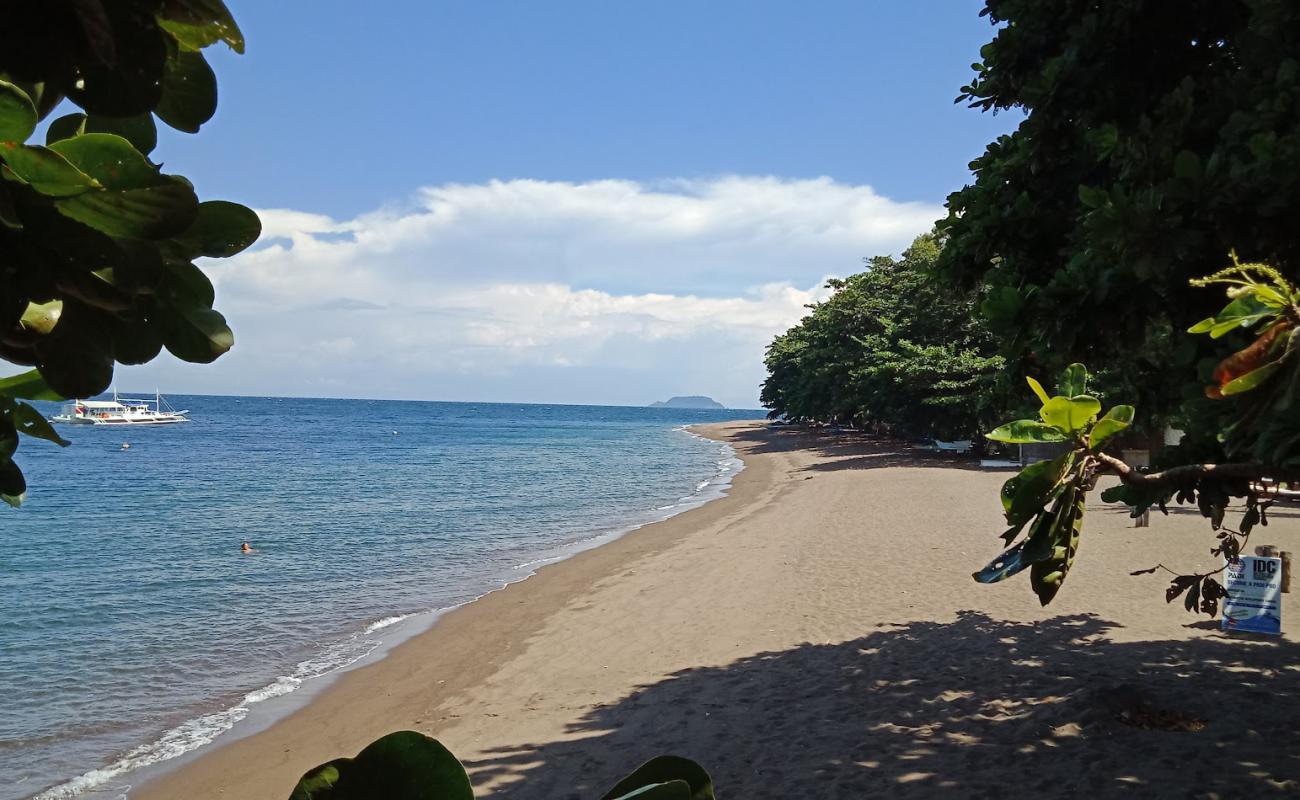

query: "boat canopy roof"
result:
(75, 400), (125, 408)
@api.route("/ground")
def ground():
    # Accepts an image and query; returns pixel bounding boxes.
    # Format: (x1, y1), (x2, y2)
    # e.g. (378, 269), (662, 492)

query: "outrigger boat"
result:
(50, 390), (189, 425)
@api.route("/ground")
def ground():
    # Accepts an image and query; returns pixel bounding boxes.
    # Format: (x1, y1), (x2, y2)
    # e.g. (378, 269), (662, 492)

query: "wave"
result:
(33, 614), (417, 800)
(34, 428), (745, 800)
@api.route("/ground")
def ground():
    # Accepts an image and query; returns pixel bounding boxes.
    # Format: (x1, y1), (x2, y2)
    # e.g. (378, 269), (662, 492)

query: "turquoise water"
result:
(0, 397), (764, 799)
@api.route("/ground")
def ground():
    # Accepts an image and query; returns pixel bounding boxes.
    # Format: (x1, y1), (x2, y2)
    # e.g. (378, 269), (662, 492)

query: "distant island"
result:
(648, 395), (725, 409)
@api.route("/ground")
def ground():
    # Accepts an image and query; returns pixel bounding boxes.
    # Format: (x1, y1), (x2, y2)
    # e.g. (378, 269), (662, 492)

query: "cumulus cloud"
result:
(124, 176), (942, 407)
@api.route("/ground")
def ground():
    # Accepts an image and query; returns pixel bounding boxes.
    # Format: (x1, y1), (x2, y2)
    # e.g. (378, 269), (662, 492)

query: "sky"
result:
(114, 0), (1019, 408)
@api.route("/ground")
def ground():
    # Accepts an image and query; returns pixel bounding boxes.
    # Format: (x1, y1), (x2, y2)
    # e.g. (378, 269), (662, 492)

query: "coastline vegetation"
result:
(0, 0), (259, 505)
(763, 0), (1300, 612)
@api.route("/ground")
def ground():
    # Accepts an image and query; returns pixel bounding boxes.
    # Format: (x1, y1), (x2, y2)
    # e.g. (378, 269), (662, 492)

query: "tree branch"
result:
(1094, 451), (1300, 487)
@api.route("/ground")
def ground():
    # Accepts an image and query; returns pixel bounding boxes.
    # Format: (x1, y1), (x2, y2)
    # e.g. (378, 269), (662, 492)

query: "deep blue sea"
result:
(0, 396), (764, 799)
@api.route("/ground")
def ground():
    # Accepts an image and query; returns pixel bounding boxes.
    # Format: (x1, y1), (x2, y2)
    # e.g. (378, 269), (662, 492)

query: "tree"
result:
(948, 0), (1300, 610)
(938, 0), (1300, 434)
(762, 232), (1005, 440)
(0, 1), (259, 505)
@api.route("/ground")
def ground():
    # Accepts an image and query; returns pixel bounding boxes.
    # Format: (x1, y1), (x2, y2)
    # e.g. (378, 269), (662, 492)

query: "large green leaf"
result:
(288, 731), (473, 800)
(111, 314), (164, 366)
(161, 261), (216, 308)
(1029, 485), (1086, 606)
(0, 79), (37, 143)
(158, 306), (232, 363)
(1220, 361), (1282, 396)
(973, 540), (1031, 583)
(1200, 293), (1275, 339)
(85, 113), (159, 155)
(56, 179), (199, 239)
(0, 456), (25, 507)
(11, 401), (70, 446)
(158, 0), (246, 53)
(173, 200), (261, 258)
(1026, 376), (1050, 405)
(1039, 395), (1100, 434)
(2, 144), (100, 196)
(1087, 404), (1135, 448)
(1000, 451), (1073, 526)
(0, 410), (16, 459)
(1056, 363), (1087, 397)
(45, 113), (87, 145)
(986, 419), (1069, 444)
(50, 133), (162, 190)
(602, 757), (714, 800)
(0, 369), (64, 401)
(155, 49), (218, 133)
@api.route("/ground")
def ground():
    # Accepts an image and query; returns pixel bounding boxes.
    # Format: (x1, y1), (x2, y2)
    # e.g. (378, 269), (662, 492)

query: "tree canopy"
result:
(938, 0), (1300, 433)
(948, 0), (1300, 610)
(0, 0), (258, 504)
(761, 233), (1005, 440)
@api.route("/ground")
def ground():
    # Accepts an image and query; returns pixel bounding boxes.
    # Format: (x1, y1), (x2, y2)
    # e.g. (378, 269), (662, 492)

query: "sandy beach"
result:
(133, 421), (1300, 799)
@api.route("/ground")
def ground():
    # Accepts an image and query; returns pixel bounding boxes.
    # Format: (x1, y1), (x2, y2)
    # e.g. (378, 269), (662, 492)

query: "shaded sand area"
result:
(135, 421), (1300, 798)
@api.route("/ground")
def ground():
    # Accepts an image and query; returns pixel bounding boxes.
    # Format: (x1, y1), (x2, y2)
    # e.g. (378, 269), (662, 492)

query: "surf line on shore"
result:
(35, 428), (744, 800)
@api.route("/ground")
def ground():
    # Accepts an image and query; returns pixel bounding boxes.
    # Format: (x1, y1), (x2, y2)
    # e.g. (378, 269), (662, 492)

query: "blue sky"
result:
(125, 1), (1019, 407)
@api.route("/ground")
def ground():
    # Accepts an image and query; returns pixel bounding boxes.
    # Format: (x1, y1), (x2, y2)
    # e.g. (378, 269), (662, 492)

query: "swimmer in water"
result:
(241, 542), (255, 554)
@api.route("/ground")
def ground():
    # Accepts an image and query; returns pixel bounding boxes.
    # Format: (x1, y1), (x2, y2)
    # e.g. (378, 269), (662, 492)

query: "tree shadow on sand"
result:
(726, 425), (996, 474)
(463, 611), (1300, 798)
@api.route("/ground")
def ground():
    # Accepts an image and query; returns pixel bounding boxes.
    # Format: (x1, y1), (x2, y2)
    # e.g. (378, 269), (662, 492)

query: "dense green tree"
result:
(946, 0), (1300, 610)
(762, 233), (1005, 440)
(938, 0), (1300, 433)
(0, 1), (258, 504)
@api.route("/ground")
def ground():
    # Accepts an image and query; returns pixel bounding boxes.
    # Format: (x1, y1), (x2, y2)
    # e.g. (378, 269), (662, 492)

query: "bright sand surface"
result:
(134, 422), (1300, 798)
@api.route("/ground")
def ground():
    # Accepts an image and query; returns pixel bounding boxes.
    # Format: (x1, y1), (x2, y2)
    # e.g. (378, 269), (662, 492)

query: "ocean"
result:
(0, 396), (765, 799)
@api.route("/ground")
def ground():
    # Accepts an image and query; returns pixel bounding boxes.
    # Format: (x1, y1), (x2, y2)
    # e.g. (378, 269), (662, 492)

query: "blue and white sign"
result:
(1222, 556), (1283, 635)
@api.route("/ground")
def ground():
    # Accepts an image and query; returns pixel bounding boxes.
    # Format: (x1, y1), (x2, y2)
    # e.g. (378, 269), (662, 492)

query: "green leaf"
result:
(602, 756), (714, 800)
(161, 261), (216, 308)
(50, 133), (162, 190)
(155, 49), (218, 133)
(158, 306), (233, 363)
(1187, 316), (1217, 334)
(1087, 404), (1135, 448)
(158, 0), (246, 53)
(1039, 395), (1100, 434)
(1056, 363), (1087, 397)
(0, 409), (16, 459)
(12, 401), (70, 446)
(1, 144), (100, 196)
(0, 80), (37, 143)
(85, 113), (159, 155)
(55, 179), (199, 239)
(0, 369), (64, 401)
(1173, 149), (1202, 180)
(45, 113), (86, 145)
(973, 540), (1031, 583)
(288, 731), (473, 800)
(980, 286), (1023, 327)
(1077, 184), (1108, 209)
(1026, 376), (1050, 405)
(0, 457), (25, 507)
(1202, 293), (1275, 339)
(986, 420), (1069, 444)
(173, 200), (261, 258)
(1000, 451), (1073, 526)
(1220, 361), (1282, 396)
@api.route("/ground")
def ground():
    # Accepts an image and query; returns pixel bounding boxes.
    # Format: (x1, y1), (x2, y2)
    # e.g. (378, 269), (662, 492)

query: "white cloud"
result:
(123, 176), (942, 407)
